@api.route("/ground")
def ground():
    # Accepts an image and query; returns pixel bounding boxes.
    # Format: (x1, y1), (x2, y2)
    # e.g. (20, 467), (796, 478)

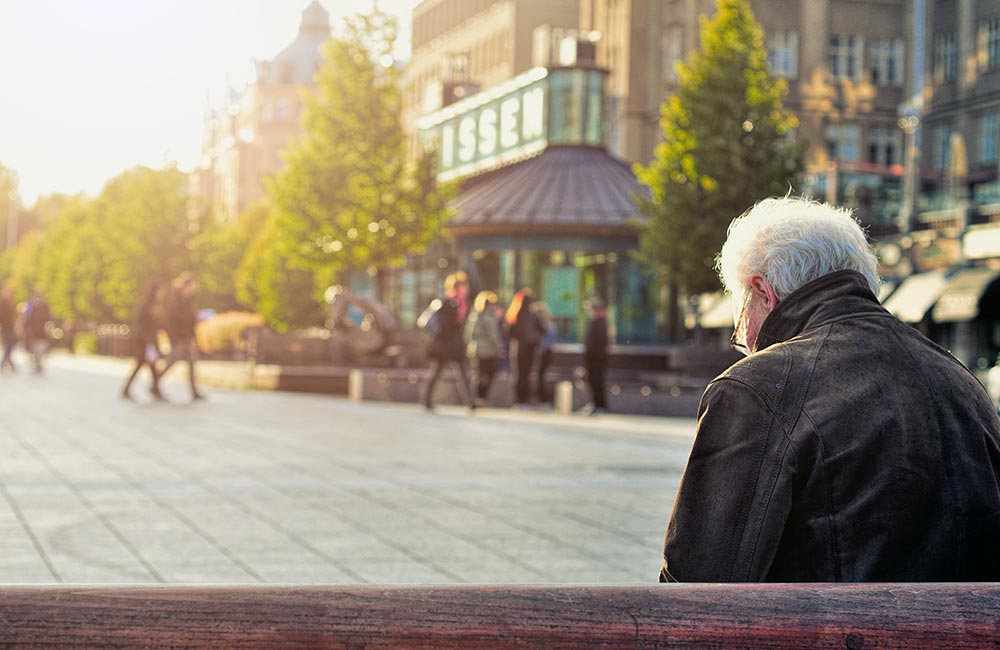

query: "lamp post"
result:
(5, 190), (19, 251)
(897, 112), (920, 235)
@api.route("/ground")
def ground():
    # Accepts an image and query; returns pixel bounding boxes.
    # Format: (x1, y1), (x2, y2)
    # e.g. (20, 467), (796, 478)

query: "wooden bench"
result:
(0, 584), (997, 648)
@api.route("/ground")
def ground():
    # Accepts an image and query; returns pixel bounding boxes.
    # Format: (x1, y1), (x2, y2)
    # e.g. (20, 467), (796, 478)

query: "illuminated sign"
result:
(418, 67), (605, 182)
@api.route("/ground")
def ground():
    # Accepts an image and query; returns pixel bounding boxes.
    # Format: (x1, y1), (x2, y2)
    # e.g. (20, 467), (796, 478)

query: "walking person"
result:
(583, 297), (609, 414)
(121, 281), (166, 402)
(159, 272), (205, 401)
(532, 301), (556, 406)
(22, 290), (51, 374)
(0, 286), (17, 372)
(464, 291), (503, 407)
(505, 288), (544, 408)
(418, 274), (475, 411)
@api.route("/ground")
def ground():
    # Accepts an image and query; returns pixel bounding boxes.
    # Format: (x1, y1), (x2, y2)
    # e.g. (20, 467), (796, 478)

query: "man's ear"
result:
(749, 274), (779, 310)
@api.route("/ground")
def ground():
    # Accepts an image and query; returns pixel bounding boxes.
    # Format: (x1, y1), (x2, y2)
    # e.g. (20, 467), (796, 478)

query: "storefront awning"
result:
(448, 146), (648, 235)
(882, 270), (949, 323)
(699, 293), (735, 329)
(932, 267), (1000, 323)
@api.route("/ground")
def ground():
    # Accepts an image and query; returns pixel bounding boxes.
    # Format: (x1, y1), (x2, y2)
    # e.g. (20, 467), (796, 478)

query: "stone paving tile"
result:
(0, 352), (696, 585)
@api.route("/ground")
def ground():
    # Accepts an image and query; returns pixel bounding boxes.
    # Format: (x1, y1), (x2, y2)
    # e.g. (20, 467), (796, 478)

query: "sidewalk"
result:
(0, 352), (696, 585)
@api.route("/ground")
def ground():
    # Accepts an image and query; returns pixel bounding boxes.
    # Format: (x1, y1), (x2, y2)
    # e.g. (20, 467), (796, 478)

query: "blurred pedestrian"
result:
(159, 272), (205, 401)
(532, 301), (556, 406)
(418, 274), (475, 411)
(0, 285), (17, 372)
(447, 270), (471, 324)
(465, 290), (503, 407)
(505, 288), (544, 407)
(23, 290), (51, 374)
(121, 281), (166, 402)
(583, 297), (608, 414)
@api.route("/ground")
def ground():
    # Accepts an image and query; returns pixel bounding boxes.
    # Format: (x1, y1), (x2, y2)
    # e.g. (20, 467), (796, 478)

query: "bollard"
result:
(555, 380), (573, 415)
(348, 369), (364, 402)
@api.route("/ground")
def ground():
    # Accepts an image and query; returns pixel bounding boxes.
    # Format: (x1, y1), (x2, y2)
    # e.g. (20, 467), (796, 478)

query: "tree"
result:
(268, 6), (451, 302)
(189, 199), (272, 311)
(234, 215), (325, 332)
(634, 0), (803, 340)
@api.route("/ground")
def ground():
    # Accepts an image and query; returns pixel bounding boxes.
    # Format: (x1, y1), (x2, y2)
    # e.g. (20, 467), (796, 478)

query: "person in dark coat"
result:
(583, 297), (609, 414)
(661, 196), (1000, 583)
(532, 300), (556, 406)
(159, 272), (204, 401)
(0, 286), (17, 372)
(121, 281), (166, 401)
(505, 288), (544, 407)
(419, 273), (475, 411)
(22, 290), (51, 374)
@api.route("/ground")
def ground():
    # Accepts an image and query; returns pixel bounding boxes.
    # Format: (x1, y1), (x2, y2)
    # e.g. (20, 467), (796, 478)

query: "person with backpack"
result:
(418, 273), (475, 412)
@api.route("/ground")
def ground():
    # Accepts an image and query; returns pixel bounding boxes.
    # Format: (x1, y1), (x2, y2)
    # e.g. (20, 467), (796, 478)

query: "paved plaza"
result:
(0, 352), (696, 585)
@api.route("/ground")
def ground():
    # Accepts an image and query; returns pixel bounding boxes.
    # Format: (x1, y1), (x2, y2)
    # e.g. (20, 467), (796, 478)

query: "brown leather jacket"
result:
(662, 270), (1000, 582)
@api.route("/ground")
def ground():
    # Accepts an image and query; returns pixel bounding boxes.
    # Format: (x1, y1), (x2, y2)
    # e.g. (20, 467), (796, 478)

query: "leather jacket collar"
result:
(754, 270), (883, 353)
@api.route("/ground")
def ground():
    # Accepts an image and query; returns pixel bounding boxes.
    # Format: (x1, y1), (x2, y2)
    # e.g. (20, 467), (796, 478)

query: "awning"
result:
(448, 146), (648, 235)
(882, 270), (949, 323)
(932, 267), (1000, 322)
(699, 293), (735, 329)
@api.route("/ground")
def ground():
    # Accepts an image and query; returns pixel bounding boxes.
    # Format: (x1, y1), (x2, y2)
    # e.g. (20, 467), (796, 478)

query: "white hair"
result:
(717, 196), (880, 301)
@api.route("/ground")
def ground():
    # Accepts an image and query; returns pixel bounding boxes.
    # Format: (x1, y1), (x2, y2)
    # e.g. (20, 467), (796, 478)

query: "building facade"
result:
(191, 1), (331, 223)
(581, 0), (913, 230)
(402, 0), (581, 156)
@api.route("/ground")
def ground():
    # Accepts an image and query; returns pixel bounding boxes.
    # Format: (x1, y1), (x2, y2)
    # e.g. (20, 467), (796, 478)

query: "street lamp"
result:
(5, 190), (19, 251)
(897, 111), (920, 235)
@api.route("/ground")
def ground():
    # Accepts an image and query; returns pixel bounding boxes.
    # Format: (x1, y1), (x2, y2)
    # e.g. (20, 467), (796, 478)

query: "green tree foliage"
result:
(634, 0), (803, 336)
(18, 167), (191, 322)
(268, 7), (451, 299)
(234, 214), (325, 332)
(190, 199), (272, 311)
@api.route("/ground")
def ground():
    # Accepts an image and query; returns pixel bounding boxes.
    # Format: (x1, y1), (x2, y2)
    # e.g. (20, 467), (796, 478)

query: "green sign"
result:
(418, 67), (605, 183)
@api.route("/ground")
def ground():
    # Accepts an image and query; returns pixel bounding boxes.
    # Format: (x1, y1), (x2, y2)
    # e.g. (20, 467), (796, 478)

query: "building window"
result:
(826, 123), (860, 162)
(980, 16), (1000, 71)
(934, 32), (958, 82)
(830, 34), (863, 81)
(869, 38), (904, 86)
(932, 124), (955, 171)
(276, 97), (288, 122)
(867, 125), (901, 166)
(767, 30), (798, 78)
(980, 114), (999, 164)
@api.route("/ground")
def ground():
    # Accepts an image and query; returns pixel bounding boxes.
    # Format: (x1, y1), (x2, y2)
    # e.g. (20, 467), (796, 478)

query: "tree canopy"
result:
(267, 7), (451, 301)
(634, 0), (803, 336)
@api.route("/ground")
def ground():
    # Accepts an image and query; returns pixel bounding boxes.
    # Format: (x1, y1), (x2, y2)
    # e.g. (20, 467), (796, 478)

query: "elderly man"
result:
(661, 197), (1000, 582)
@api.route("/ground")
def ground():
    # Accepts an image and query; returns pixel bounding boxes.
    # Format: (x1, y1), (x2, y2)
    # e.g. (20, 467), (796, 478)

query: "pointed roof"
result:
(448, 146), (648, 235)
(257, 1), (331, 86)
(300, 1), (331, 35)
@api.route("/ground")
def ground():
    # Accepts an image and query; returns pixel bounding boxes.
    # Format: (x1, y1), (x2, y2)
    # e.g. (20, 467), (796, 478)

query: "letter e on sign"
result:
(499, 98), (520, 149)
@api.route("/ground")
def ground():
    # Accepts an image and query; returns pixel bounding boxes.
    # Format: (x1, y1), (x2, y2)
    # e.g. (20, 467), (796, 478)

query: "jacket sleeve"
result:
(661, 377), (793, 582)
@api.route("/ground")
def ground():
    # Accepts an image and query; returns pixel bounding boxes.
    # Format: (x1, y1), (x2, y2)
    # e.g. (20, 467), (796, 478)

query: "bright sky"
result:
(0, 0), (420, 205)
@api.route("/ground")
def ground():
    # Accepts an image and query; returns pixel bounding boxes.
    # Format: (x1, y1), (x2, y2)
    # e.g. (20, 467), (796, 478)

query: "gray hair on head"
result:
(716, 196), (880, 301)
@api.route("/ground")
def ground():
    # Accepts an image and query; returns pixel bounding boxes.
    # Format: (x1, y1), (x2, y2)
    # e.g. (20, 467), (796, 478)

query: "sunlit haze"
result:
(0, 0), (418, 204)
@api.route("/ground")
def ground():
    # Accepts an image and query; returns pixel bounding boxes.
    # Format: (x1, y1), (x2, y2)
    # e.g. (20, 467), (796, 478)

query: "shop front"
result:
(410, 64), (662, 345)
